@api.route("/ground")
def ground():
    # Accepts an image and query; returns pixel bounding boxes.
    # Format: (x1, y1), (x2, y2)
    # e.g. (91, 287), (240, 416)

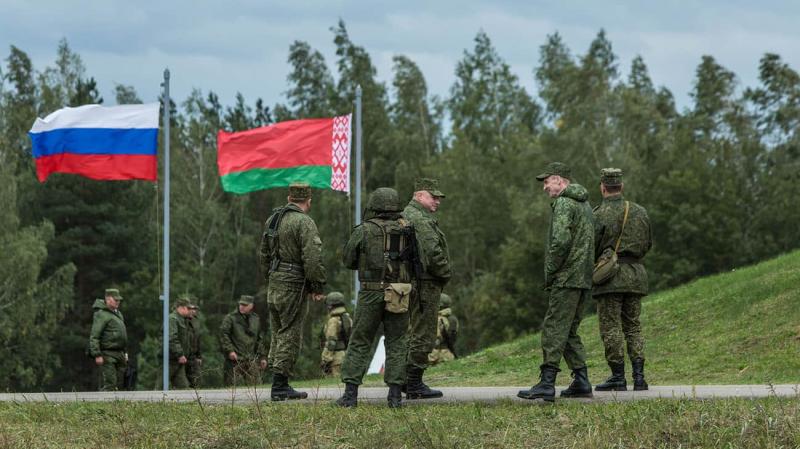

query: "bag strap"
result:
(613, 201), (630, 253)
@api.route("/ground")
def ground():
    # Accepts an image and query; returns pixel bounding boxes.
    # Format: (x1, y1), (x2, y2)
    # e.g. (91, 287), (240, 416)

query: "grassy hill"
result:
(303, 249), (800, 388)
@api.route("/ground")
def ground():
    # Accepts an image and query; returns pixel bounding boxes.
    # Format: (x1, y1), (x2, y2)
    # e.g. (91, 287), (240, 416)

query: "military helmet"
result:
(439, 293), (452, 309)
(367, 187), (402, 212)
(325, 291), (346, 307)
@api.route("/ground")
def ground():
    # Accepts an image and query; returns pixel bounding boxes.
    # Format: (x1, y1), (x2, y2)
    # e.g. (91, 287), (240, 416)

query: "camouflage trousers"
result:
(540, 288), (589, 370)
(596, 293), (645, 364)
(97, 350), (126, 391)
(428, 348), (455, 365)
(169, 360), (190, 389)
(267, 280), (308, 377)
(341, 290), (409, 386)
(406, 281), (443, 370)
(321, 349), (345, 377)
(223, 358), (263, 386)
(186, 356), (202, 389)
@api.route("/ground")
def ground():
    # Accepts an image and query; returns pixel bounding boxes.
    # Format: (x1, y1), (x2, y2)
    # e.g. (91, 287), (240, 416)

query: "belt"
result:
(617, 256), (641, 265)
(360, 281), (386, 291)
(274, 261), (305, 275)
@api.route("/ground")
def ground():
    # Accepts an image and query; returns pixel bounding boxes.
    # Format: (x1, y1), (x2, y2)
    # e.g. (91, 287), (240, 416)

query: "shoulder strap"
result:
(614, 201), (630, 253)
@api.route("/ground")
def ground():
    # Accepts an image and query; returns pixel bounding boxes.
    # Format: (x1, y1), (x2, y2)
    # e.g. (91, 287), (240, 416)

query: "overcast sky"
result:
(2, 0), (799, 114)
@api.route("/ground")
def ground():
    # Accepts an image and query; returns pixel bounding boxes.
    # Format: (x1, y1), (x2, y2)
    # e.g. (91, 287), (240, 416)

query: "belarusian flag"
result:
(217, 115), (351, 194)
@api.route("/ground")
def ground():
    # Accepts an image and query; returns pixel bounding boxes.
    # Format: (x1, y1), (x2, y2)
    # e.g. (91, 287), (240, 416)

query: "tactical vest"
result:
(358, 217), (415, 284)
(338, 312), (353, 350)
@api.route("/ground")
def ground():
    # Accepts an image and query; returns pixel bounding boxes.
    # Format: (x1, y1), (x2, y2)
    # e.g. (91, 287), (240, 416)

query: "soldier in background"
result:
(320, 292), (353, 377)
(168, 296), (193, 389)
(260, 182), (326, 400)
(403, 178), (451, 399)
(87, 288), (128, 391)
(186, 301), (203, 389)
(219, 295), (268, 386)
(518, 162), (594, 402)
(428, 293), (459, 365)
(336, 187), (418, 408)
(593, 168), (653, 391)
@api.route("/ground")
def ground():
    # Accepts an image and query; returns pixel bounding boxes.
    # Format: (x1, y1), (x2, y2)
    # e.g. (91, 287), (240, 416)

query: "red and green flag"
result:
(216, 115), (351, 194)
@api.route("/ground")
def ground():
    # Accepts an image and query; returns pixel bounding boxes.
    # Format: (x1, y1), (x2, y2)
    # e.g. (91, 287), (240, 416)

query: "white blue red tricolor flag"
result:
(28, 103), (159, 182)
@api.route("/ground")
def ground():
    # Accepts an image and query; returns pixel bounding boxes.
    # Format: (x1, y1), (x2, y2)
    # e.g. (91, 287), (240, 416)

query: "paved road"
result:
(0, 385), (797, 405)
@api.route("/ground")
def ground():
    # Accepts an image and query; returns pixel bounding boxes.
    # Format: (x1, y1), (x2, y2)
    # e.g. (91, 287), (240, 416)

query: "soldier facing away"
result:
(167, 295), (193, 389)
(428, 293), (459, 365)
(186, 301), (203, 389)
(259, 182), (326, 400)
(320, 292), (352, 377)
(87, 288), (128, 391)
(402, 177), (451, 399)
(518, 162), (595, 402)
(219, 295), (268, 386)
(592, 168), (653, 391)
(336, 187), (419, 408)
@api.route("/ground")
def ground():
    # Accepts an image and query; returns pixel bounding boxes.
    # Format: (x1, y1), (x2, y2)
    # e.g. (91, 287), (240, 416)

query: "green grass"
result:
(1, 397), (799, 448)
(300, 250), (800, 388)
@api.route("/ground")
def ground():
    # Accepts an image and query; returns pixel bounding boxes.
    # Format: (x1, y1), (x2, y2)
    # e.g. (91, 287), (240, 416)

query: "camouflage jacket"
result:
(592, 194), (652, 296)
(544, 183), (594, 290)
(259, 203), (326, 293)
(218, 310), (266, 360)
(402, 200), (451, 284)
(322, 306), (352, 352)
(187, 317), (202, 358)
(435, 308), (458, 350)
(88, 299), (127, 357)
(168, 311), (190, 360)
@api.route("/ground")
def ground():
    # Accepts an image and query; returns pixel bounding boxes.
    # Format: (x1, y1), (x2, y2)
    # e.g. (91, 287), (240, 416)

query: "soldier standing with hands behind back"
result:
(260, 182), (326, 401)
(592, 168), (653, 391)
(518, 162), (594, 402)
(87, 288), (128, 391)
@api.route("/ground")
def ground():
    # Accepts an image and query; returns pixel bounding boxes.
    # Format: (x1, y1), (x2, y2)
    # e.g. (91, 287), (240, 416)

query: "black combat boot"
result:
(405, 366), (443, 399)
(517, 365), (559, 402)
(595, 362), (627, 391)
(387, 384), (403, 408)
(334, 382), (358, 408)
(632, 358), (649, 391)
(270, 373), (308, 401)
(559, 366), (593, 398)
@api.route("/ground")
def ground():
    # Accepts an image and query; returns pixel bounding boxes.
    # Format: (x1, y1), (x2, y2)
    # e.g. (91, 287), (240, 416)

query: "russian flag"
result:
(28, 103), (160, 182)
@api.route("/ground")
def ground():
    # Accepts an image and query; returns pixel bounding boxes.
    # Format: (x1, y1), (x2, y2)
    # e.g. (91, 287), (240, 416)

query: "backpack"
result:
(360, 217), (416, 284)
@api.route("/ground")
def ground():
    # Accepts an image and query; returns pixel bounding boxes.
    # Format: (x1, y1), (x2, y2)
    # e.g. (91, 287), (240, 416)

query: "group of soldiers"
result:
(88, 163), (650, 406)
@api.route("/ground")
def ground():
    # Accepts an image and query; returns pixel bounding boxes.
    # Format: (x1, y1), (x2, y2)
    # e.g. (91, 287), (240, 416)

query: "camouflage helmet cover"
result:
(325, 291), (346, 307)
(367, 187), (402, 212)
(439, 293), (452, 309)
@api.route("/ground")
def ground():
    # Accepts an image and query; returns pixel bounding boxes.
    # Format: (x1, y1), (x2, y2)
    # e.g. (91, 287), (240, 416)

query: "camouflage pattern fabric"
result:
(596, 293), (645, 364)
(340, 291), (409, 386)
(259, 203), (326, 293)
(592, 194), (653, 296)
(186, 317), (202, 388)
(544, 183), (594, 289)
(267, 280), (309, 377)
(428, 348), (455, 364)
(321, 305), (350, 376)
(403, 199), (451, 371)
(540, 287), (590, 370)
(219, 309), (266, 385)
(168, 311), (190, 389)
(88, 299), (128, 391)
(428, 307), (458, 365)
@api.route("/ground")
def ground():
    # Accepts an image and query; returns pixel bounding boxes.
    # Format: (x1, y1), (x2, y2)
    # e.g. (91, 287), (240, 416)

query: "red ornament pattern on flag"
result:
(330, 114), (351, 193)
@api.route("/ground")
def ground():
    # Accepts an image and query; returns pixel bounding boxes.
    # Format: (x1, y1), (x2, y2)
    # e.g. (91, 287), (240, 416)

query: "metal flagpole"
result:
(353, 85), (362, 301)
(161, 69), (171, 392)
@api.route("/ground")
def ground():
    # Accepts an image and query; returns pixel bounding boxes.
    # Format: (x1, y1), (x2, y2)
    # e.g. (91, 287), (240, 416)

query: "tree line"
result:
(1, 20), (798, 391)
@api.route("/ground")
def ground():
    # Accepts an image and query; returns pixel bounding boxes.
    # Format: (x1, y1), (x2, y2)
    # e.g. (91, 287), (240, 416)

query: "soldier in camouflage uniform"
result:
(519, 162), (594, 402)
(259, 183), (326, 400)
(186, 301), (203, 389)
(428, 293), (459, 365)
(167, 296), (193, 389)
(219, 295), (268, 386)
(320, 292), (352, 377)
(336, 187), (417, 408)
(88, 288), (128, 391)
(403, 178), (451, 399)
(593, 168), (653, 391)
